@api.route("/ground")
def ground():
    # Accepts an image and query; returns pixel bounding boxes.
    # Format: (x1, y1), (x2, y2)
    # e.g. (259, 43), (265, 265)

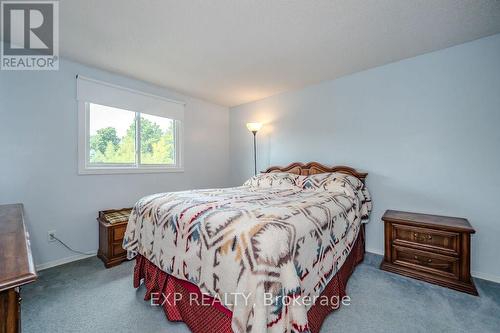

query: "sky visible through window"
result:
(89, 104), (135, 137)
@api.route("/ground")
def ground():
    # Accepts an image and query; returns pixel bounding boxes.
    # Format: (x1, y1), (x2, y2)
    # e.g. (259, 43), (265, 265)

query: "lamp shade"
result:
(246, 122), (262, 133)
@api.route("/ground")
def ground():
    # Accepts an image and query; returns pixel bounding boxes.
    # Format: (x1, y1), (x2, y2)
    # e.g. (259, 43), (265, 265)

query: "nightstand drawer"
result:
(392, 245), (459, 279)
(393, 224), (459, 255)
(112, 243), (126, 256)
(113, 225), (127, 242)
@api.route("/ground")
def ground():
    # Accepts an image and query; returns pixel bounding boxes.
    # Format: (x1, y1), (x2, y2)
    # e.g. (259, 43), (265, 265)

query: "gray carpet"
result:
(22, 253), (500, 333)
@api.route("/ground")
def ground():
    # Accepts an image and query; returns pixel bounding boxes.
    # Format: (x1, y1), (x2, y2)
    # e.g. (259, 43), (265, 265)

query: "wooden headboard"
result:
(262, 162), (368, 184)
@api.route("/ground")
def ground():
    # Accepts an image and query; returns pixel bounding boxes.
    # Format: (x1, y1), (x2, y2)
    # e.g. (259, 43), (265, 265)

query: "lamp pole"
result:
(252, 130), (257, 176)
(246, 122), (262, 176)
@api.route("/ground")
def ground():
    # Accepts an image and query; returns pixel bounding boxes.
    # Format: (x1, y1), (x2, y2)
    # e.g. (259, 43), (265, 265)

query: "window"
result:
(77, 76), (184, 174)
(87, 103), (178, 166)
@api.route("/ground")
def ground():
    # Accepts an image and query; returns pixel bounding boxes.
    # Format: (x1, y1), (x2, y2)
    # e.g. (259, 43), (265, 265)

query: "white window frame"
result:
(77, 77), (184, 175)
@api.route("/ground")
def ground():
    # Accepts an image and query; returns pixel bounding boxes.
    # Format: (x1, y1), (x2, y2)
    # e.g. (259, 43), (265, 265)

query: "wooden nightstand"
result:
(97, 208), (132, 268)
(380, 210), (477, 295)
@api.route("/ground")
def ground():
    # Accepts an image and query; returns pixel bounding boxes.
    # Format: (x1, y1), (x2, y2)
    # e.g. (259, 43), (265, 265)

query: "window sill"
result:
(78, 166), (184, 175)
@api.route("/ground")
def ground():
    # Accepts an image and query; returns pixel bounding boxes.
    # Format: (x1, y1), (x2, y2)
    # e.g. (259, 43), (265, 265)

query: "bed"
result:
(123, 162), (372, 333)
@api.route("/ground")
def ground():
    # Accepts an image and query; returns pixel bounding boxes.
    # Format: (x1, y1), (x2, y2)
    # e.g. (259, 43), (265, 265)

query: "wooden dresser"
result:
(97, 208), (131, 268)
(0, 204), (37, 333)
(380, 210), (477, 295)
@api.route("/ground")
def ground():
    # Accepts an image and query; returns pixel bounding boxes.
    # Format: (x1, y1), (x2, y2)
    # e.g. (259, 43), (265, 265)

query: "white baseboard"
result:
(366, 248), (383, 256)
(36, 251), (97, 271)
(471, 270), (500, 284)
(365, 249), (500, 284)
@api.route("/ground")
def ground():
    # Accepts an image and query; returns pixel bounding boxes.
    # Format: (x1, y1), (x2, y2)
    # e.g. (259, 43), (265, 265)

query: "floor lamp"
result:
(246, 122), (262, 176)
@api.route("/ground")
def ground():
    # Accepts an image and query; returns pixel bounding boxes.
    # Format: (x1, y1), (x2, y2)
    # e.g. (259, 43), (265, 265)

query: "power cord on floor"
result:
(52, 235), (95, 256)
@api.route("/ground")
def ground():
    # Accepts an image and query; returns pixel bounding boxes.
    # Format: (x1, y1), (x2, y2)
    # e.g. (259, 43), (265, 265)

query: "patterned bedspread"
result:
(123, 173), (371, 333)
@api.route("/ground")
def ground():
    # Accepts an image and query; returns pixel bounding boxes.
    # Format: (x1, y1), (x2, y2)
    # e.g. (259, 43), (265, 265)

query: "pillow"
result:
(300, 172), (372, 221)
(243, 172), (304, 189)
(300, 172), (361, 194)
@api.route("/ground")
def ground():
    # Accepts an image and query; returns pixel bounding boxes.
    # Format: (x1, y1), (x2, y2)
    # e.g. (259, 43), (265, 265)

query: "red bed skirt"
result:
(133, 226), (365, 333)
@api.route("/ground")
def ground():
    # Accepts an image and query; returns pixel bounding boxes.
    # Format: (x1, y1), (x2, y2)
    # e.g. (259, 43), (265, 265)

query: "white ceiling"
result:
(60, 0), (500, 107)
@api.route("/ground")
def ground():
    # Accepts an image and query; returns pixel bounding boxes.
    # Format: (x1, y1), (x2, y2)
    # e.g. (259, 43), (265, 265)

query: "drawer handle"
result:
(413, 255), (432, 264)
(413, 232), (432, 242)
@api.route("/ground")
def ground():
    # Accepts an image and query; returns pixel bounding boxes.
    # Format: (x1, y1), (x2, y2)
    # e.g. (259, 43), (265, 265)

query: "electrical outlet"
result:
(48, 230), (57, 242)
